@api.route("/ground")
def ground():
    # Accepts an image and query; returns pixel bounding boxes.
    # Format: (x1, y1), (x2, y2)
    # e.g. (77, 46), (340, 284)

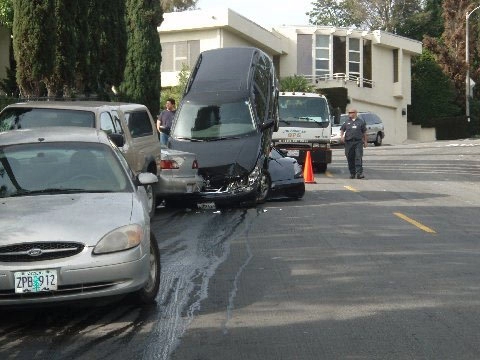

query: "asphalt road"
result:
(1, 139), (479, 360)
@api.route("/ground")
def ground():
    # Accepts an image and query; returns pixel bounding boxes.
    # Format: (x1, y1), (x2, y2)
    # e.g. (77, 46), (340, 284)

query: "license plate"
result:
(14, 269), (58, 293)
(186, 184), (194, 193)
(197, 202), (216, 210)
(287, 150), (299, 157)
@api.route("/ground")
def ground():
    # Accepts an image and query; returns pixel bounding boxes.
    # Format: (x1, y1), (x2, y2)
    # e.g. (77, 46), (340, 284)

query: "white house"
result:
(159, 8), (423, 144)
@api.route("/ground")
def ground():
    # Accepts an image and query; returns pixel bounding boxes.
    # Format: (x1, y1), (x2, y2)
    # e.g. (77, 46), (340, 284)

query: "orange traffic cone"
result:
(303, 151), (316, 184)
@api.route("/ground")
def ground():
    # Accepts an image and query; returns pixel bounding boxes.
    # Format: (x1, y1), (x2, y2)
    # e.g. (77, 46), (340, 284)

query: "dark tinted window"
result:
(0, 108), (95, 131)
(125, 111), (153, 138)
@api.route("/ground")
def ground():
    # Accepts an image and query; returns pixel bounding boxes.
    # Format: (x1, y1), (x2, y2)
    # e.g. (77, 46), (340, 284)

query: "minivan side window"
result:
(125, 111), (153, 138)
(100, 112), (116, 135)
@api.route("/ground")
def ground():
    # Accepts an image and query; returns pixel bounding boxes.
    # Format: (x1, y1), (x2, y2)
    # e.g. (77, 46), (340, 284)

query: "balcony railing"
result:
(302, 73), (374, 88)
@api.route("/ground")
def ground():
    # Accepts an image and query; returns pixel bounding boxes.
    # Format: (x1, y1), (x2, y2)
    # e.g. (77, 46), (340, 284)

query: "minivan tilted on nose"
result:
(168, 47), (279, 208)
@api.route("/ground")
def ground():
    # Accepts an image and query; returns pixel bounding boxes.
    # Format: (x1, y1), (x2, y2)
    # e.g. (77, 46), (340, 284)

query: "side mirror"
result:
(109, 133), (125, 147)
(261, 118), (276, 130)
(137, 172), (158, 185)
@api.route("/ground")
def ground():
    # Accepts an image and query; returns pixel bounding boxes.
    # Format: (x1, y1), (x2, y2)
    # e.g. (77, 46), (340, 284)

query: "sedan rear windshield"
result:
(0, 108), (95, 131)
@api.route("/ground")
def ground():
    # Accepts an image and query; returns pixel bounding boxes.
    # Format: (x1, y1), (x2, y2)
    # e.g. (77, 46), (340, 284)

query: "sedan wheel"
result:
(134, 233), (161, 305)
(374, 133), (383, 146)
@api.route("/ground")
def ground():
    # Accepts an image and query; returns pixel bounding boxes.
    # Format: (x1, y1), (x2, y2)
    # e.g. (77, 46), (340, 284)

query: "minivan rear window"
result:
(0, 108), (95, 131)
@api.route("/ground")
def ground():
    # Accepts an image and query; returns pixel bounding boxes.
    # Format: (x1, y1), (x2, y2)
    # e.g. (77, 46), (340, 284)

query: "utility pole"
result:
(465, 5), (480, 123)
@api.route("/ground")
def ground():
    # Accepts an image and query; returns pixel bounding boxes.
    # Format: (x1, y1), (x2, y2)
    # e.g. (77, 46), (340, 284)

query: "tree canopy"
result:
(160, 0), (196, 12)
(0, 0), (13, 28)
(307, 0), (423, 33)
(279, 75), (316, 92)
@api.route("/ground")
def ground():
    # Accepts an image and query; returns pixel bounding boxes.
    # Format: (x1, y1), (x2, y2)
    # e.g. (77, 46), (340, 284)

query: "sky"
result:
(196, 0), (313, 29)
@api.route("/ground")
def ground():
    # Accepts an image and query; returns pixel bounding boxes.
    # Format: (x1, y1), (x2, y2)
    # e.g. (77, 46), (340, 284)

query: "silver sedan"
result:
(0, 127), (160, 306)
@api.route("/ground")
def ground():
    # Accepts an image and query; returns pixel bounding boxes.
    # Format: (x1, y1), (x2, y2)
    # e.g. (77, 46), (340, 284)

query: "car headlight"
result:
(93, 224), (144, 255)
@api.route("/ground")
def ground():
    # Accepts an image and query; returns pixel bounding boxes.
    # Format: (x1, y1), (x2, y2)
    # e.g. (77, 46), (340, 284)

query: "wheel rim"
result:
(377, 134), (382, 144)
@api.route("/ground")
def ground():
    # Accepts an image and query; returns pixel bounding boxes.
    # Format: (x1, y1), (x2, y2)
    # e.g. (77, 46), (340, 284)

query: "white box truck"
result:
(272, 92), (332, 172)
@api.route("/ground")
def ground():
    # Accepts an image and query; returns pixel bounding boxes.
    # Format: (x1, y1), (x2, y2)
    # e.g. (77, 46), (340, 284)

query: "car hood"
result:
(0, 193), (135, 247)
(169, 134), (262, 178)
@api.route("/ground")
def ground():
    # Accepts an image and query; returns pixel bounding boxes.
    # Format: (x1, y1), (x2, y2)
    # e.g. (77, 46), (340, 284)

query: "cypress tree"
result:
(45, 0), (78, 97)
(85, 0), (101, 95)
(101, 0), (126, 91)
(75, 0), (90, 95)
(121, 0), (162, 116)
(12, 0), (55, 97)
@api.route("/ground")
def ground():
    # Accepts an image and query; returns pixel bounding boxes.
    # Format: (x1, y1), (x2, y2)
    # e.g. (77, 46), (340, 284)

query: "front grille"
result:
(0, 242), (85, 262)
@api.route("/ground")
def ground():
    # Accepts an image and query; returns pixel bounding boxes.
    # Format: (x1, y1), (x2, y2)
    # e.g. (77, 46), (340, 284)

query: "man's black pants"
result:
(344, 140), (364, 176)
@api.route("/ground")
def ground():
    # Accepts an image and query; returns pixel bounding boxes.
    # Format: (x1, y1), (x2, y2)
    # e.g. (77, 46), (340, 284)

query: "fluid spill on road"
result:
(144, 209), (255, 359)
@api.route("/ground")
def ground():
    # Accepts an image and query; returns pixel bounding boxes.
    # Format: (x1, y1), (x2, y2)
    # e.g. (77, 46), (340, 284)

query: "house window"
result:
(315, 34), (330, 79)
(393, 49), (399, 83)
(333, 36), (346, 75)
(348, 38), (361, 79)
(161, 40), (200, 72)
(363, 39), (372, 88)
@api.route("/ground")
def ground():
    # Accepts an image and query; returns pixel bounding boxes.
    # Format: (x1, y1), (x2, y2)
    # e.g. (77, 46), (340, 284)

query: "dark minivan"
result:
(168, 47), (279, 208)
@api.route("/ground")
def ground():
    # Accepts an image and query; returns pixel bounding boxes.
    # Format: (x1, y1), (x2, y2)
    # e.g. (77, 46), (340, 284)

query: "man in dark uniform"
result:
(340, 108), (367, 179)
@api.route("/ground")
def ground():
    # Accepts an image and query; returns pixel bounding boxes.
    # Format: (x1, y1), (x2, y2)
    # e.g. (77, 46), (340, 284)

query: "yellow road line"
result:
(344, 185), (359, 192)
(325, 171), (333, 178)
(394, 212), (436, 234)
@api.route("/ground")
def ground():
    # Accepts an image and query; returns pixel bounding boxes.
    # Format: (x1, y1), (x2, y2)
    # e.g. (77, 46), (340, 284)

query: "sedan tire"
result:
(134, 232), (161, 305)
(374, 133), (383, 146)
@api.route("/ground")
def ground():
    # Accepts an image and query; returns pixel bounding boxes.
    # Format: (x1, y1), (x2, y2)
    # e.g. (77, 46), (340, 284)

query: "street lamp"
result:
(465, 5), (480, 123)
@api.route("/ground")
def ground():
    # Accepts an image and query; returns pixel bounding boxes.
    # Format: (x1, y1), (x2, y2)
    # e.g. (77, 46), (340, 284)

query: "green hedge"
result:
(425, 116), (479, 140)
(0, 97), (19, 110)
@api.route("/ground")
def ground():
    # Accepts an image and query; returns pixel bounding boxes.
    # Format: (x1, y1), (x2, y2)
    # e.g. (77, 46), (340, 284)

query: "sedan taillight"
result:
(192, 160), (198, 169)
(160, 159), (179, 169)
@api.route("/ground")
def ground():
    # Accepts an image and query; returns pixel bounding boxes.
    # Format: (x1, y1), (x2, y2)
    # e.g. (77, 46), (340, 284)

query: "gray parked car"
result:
(331, 112), (385, 146)
(0, 127), (160, 305)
